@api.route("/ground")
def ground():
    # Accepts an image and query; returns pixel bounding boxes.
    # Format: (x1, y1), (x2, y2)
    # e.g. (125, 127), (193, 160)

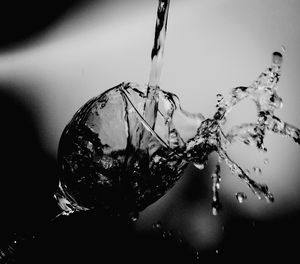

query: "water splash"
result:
(54, 3), (300, 218)
(2, 1), (300, 262)
(55, 49), (300, 217)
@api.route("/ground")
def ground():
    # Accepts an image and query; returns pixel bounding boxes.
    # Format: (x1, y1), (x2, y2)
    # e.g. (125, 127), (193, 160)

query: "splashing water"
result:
(54, 0), (300, 218)
(2, 1), (300, 262)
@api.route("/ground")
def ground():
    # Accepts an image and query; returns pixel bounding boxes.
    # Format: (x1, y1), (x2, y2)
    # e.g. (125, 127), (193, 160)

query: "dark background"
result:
(0, 0), (300, 263)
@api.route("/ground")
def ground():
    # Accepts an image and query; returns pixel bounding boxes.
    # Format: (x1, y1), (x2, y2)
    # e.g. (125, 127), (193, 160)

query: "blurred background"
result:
(0, 0), (300, 262)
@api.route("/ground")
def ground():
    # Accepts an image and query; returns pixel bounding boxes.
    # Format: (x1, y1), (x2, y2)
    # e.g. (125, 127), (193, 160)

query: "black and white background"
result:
(0, 0), (300, 262)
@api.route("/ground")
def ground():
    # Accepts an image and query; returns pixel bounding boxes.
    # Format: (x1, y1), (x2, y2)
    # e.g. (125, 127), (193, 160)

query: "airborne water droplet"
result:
(272, 51), (283, 65)
(235, 192), (247, 203)
(253, 166), (262, 174)
(129, 211), (139, 222)
(212, 206), (218, 216)
(216, 94), (223, 102)
(153, 221), (162, 230)
(264, 158), (269, 165)
(194, 163), (204, 170)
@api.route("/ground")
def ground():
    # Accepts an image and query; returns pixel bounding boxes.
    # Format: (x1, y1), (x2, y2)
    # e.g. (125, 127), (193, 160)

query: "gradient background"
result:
(0, 0), (300, 262)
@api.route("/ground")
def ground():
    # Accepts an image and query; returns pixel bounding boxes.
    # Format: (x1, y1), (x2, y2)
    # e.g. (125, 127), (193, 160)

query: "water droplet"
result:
(216, 94), (223, 102)
(215, 249), (219, 254)
(266, 193), (275, 203)
(235, 192), (247, 203)
(194, 163), (204, 170)
(253, 166), (262, 174)
(167, 230), (173, 237)
(212, 207), (218, 216)
(281, 45), (286, 53)
(162, 230), (171, 239)
(264, 158), (269, 165)
(153, 221), (162, 230)
(129, 211), (139, 222)
(272, 51), (283, 65)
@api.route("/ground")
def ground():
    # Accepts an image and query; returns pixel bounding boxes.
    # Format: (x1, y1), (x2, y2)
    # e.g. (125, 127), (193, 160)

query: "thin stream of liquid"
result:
(145, 0), (170, 124)
(149, 0), (170, 88)
(140, 0), (170, 148)
(211, 161), (222, 215)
